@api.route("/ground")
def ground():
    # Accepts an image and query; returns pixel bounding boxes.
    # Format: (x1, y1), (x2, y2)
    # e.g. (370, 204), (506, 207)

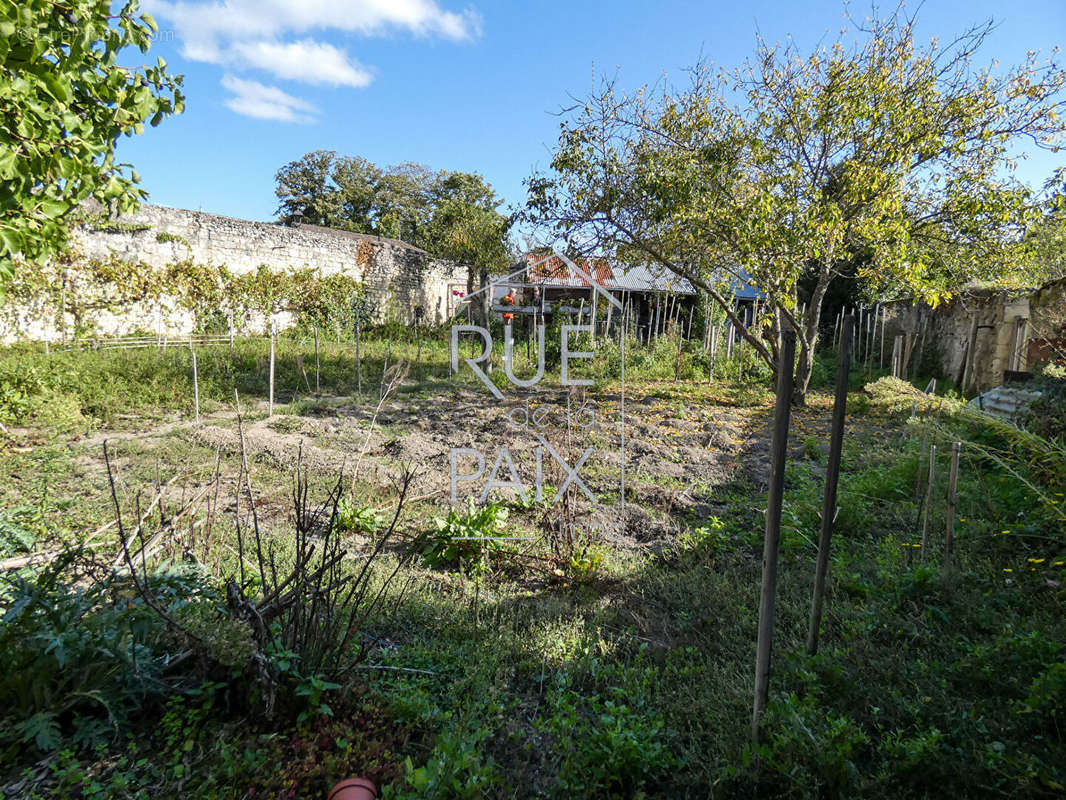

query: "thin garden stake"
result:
(355, 306), (363, 394)
(879, 306), (886, 368)
(268, 320), (276, 417)
(944, 442), (961, 577)
(674, 328), (683, 382)
(752, 325), (796, 742)
(313, 325), (320, 394)
(190, 343), (200, 424)
(807, 315), (852, 655)
(920, 444), (937, 558)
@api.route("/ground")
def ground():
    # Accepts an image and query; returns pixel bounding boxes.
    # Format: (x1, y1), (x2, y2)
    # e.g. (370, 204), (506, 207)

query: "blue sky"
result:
(120, 1), (1066, 225)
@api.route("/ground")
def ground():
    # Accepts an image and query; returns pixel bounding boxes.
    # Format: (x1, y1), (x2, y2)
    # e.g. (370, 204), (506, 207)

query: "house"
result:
(466, 252), (761, 342)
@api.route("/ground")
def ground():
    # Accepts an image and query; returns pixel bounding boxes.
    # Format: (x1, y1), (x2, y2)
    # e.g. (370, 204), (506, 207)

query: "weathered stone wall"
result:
(4, 203), (468, 341)
(883, 277), (1066, 392)
(1027, 278), (1066, 366)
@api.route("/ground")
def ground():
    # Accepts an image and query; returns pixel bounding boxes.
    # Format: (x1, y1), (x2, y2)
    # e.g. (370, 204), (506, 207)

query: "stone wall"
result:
(883, 277), (1066, 392)
(5, 203), (469, 341)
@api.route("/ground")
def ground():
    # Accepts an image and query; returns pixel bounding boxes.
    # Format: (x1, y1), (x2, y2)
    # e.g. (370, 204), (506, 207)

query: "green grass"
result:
(0, 338), (1063, 798)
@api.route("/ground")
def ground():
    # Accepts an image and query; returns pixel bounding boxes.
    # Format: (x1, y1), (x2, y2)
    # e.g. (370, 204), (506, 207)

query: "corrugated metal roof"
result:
(526, 253), (697, 294)
(527, 254), (616, 288)
(520, 253), (765, 299)
(611, 264), (696, 294)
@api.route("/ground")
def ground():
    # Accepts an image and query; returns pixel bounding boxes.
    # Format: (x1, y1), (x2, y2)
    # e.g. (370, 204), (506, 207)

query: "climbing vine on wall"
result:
(2, 253), (372, 338)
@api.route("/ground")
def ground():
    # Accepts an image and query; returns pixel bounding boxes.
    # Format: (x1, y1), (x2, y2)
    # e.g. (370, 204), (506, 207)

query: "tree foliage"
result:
(1023, 168), (1066, 285)
(274, 150), (513, 273)
(0, 0), (185, 279)
(527, 4), (1066, 399)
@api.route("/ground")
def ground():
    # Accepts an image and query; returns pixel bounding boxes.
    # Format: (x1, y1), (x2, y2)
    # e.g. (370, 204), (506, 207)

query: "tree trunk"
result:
(791, 262), (833, 405)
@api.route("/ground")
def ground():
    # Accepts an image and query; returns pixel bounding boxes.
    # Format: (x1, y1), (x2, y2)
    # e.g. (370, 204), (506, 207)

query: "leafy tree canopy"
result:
(274, 151), (513, 272)
(0, 0), (185, 280)
(526, 4), (1066, 398)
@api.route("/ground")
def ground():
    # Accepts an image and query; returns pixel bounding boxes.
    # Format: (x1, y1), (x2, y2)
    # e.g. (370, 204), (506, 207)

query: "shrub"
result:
(542, 686), (675, 799)
(335, 497), (387, 537)
(422, 500), (509, 576)
(0, 551), (221, 754)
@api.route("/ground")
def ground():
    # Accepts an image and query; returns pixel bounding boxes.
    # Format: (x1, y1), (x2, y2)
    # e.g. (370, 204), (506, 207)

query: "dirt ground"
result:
(44, 382), (841, 559)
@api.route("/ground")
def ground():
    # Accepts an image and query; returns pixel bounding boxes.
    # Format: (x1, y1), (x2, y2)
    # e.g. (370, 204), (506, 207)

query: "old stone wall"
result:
(5, 204), (468, 341)
(883, 277), (1066, 392)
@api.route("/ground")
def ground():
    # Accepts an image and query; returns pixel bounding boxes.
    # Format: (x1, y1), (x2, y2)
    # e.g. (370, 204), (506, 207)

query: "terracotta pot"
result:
(327, 777), (377, 800)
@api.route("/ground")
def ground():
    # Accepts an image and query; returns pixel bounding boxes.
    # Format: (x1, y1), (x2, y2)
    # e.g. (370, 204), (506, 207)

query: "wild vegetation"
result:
(0, 325), (1062, 798)
(2, 1), (1064, 797)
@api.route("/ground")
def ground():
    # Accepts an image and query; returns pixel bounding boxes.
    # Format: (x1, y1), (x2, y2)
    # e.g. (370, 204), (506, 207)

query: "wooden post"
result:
(59, 269), (68, 343)
(807, 315), (852, 655)
(355, 307), (362, 394)
(879, 306), (887, 368)
(961, 314), (979, 394)
(852, 309), (861, 362)
(752, 327), (796, 741)
(707, 325), (719, 383)
(944, 442), (961, 574)
(228, 312), (235, 350)
(268, 321), (276, 417)
(190, 343), (200, 424)
(416, 325), (423, 382)
(674, 326), (683, 382)
(687, 303), (695, 339)
(919, 444), (936, 558)
(313, 326), (320, 394)
(726, 322), (735, 361)
(865, 305), (876, 374)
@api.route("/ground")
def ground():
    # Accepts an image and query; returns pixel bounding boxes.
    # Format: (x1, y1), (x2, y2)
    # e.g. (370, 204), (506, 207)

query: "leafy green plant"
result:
(422, 499), (509, 576)
(541, 685), (675, 798)
(0, 551), (220, 754)
(391, 725), (498, 800)
(336, 497), (387, 537)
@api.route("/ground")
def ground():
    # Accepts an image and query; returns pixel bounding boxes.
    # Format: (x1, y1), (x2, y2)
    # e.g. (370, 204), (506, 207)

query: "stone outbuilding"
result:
(882, 276), (1066, 393)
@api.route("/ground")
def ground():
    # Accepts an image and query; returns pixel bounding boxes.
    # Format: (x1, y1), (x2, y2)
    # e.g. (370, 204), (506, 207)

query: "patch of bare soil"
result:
(60, 385), (851, 555)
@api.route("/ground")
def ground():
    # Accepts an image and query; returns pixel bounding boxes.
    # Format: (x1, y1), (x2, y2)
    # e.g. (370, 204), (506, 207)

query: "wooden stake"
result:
(355, 307), (362, 394)
(674, 327), (683, 382)
(313, 325), (320, 394)
(807, 315), (852, 655)
(268, 322), (276, 417)
(707, 325), (719, 383)
(919, 444), (936, 558)
(944, 442), (961, 575)
(961, 314), (979, 393)
(190, 343), (200, 424)
(752, 327), (796, 741)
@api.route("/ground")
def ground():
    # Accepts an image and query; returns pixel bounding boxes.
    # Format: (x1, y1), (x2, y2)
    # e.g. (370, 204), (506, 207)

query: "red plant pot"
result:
(327, 777), (377, 800)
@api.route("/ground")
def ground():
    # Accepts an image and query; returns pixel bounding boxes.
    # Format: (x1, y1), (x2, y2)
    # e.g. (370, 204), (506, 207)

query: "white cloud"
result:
(145, 0), (481, 77)
(231, 40), (373, 87)
(220, 75), (318, 123)
(144, 0), (481, 121)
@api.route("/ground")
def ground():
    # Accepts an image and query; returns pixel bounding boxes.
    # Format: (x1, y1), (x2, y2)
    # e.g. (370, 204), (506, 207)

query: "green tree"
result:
(274, 149), (342, 227)
(274, 152), (513, 286)
(1023, 168), (1066, 285)
(332, 155), (381, 234)
(527, 5), (1066, 400)
(372, 162), (436, 244)
(0, 0), (184, 279)
(428, 171), (513, 303)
